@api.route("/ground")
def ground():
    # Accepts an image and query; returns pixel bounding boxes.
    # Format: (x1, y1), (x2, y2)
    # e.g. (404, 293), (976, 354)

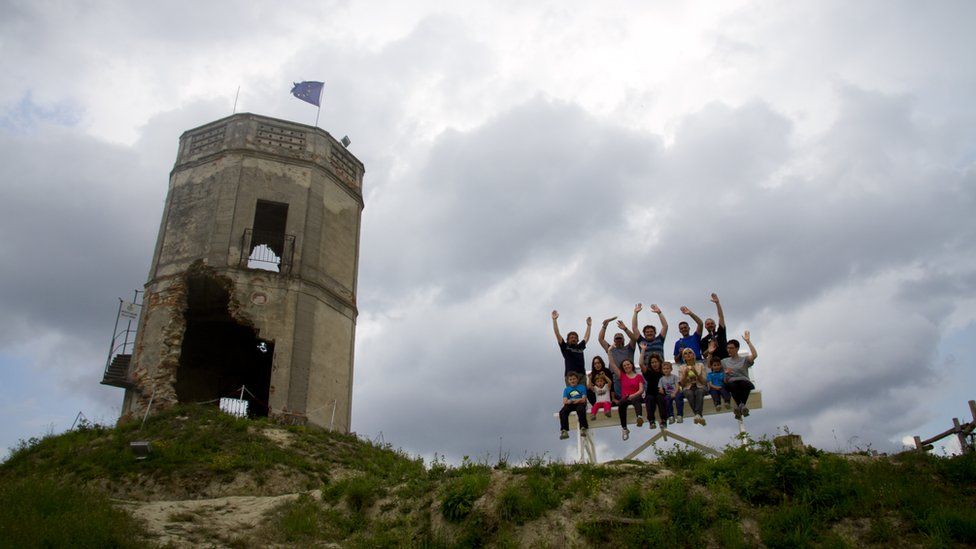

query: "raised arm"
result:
(704, 339), (717, 360)
(583, 316), (592, 343)
(711, 293), (726, 328)
(632, 303), (641, 339)
(551, 310), (564, 344)
(616, 319), (636, 343)
(681, 306), (704, 335)
(598, 316), (616, 352)
(651, 304), (668, 340)
(743, 330), (758, 361)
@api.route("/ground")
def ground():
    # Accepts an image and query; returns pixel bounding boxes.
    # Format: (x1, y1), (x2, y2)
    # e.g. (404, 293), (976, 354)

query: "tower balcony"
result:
(240, 228), (296, 274)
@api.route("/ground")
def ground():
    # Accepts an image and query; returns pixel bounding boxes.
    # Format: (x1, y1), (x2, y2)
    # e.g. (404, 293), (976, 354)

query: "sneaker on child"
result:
(636, 416), (644, 427)
(559, 430), (569, 440)
(676, 415), (684, 424)
(622, 429), (630, 441)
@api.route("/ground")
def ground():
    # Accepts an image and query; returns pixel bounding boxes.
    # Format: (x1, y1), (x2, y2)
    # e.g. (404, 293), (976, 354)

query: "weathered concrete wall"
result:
(122, 113), (363, 432)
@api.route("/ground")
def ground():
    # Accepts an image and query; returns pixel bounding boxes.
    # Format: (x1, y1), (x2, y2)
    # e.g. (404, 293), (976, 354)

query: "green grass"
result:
(0, 477), (147, 548)
(262, 494), (358, 543)
(2, 404), (426, 492)
(4, 405), (975, 547)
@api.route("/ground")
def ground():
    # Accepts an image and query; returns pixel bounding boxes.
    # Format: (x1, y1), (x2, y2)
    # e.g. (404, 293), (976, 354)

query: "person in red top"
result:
(610, 358), (645, 441)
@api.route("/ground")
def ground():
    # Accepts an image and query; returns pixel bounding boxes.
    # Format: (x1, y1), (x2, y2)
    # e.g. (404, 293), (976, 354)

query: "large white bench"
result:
(553, 388), (763, 463)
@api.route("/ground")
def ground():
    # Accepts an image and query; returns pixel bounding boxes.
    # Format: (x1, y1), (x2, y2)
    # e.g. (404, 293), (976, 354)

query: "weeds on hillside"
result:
(0, 477), (147, 547)
(649, 442), (976, 547)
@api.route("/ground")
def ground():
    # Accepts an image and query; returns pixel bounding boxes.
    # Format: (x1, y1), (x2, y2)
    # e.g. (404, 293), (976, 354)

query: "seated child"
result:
(706, 355), (731, 411)
(658, 362), (684, 424)
(558, 371), (589, 439)
(590, 372), (612, 419)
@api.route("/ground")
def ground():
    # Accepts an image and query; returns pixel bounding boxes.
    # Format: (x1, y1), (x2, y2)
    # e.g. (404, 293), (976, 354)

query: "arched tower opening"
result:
(174, 270), (273, 417)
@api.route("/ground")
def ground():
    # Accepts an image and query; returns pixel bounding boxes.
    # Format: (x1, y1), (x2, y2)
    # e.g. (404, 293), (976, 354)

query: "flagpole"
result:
(232, 86), (240, 114)
(314, 86), (323, 127)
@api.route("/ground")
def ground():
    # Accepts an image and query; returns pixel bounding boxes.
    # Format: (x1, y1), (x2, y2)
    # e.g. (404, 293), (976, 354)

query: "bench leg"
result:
(623, 430), (668, 461)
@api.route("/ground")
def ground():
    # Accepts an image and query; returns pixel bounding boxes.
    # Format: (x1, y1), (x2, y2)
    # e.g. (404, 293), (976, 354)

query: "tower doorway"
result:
(174, 272), (272, 417)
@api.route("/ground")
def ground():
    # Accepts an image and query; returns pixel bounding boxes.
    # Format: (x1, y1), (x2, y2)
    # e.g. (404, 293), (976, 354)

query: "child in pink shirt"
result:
(590, 372), (612, 419)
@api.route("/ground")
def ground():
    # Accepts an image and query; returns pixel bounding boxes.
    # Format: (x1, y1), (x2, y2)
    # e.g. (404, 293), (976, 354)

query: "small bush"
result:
(577, 517), (678, 546)
(759, 503), (817, 549)
(497, 470), (563, 524)
(934, 451), (976, 484)
(264, 494), (357, 542)
(921, 506), (976, 545)
(616, 484), (645, 518)
(343, 476), (383, 513)
(276, 495), (322, 541)
(658, 447), (709, 469)
(440, 471), (490, 522)
(864, 516), (894, 543)
(712, 518), (751, 548)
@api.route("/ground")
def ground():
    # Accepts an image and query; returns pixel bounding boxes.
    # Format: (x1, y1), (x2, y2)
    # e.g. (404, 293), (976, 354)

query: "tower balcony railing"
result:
(240, 229), (295, 274)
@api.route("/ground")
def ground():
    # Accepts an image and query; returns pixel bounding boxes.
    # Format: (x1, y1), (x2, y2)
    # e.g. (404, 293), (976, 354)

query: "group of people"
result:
(553, 293), (758, 441)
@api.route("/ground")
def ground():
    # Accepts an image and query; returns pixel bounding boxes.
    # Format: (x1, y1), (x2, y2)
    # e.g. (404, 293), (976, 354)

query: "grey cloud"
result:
(360, 97), (662, 301)
(352, 87), (975, 460)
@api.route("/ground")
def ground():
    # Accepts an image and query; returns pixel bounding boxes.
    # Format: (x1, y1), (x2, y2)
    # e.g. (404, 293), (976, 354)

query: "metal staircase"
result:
(101, 353), (133, 388)
(100, 291), (142, 389)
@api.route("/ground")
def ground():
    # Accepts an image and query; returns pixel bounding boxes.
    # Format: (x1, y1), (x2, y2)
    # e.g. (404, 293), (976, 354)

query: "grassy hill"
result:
(1, 405), (974, 548)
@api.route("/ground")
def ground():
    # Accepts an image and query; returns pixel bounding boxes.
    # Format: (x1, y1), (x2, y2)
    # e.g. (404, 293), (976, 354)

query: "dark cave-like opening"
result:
(174, 273), (272, 417)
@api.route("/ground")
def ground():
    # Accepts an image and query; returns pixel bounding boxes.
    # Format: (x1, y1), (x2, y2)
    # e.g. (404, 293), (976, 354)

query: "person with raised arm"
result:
(552, 310), (591, 380)
(672, 306), (705, 362)
(636, 303), (668, 369)
(720, 331), (759, 420)
(700, 293), (729, 360)
(599, 310), (638, 372)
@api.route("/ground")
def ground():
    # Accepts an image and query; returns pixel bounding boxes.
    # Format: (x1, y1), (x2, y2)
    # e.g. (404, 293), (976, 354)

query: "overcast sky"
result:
(2, 0), (975, 463)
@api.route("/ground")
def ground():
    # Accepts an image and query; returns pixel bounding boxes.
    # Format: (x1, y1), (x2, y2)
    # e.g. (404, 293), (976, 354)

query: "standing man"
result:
(635, 303), (669, 368)
(700, 293), (729, 360)
(672, 306), (704, 362)
(552, 310), (591, 379)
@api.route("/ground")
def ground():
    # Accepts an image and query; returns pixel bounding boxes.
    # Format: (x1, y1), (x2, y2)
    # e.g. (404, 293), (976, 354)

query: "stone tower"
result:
(117, 113), (364, 431)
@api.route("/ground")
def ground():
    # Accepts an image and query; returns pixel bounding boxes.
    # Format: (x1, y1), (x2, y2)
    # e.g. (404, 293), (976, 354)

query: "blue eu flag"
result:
(291, 81), (324, 106)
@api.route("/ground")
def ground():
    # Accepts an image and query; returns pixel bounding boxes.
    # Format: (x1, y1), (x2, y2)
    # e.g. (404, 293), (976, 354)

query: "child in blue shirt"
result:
(558, 371), (589, 439)
(706, 355), (731, 411)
